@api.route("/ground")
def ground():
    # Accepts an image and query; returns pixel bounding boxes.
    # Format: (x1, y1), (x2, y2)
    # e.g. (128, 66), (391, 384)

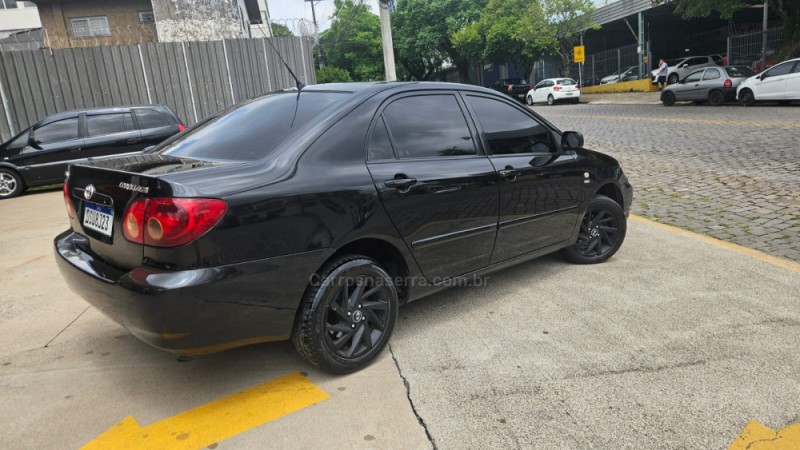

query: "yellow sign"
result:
(574, 46), (585, 63)
(82, 372), (330, 450)
(728, 420), (800, 450)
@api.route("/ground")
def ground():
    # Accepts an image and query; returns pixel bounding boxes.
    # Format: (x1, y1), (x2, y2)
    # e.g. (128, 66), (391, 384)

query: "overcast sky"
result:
(267, 0), (381, 34)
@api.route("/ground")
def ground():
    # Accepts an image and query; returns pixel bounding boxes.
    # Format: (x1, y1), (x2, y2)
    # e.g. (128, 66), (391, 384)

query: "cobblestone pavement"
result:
(534, 103), (800, 262)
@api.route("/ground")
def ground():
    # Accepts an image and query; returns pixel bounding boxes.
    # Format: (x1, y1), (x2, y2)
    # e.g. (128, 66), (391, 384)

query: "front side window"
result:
(87, 113), (131, 137)
(34, 118), (79, 145)
(702, 69), (721, 81)
(383, 95), (476, 159)
(793, 62), (800, 73)
(467, 95), (555, 155)
(4, 129), (29, 151)
(765, 62), (794, 78)
(71, 16), (111, 38)
(685, 71), (703, 83)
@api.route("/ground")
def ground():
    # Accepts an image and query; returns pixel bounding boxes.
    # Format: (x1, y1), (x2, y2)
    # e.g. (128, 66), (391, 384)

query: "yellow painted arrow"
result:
(729, 420), (800, 450)
(82, 372), (329, 450)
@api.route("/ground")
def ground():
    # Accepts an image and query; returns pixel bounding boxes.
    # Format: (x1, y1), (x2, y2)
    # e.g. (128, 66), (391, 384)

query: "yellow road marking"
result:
(546, 113), (800, 128)
(630, 215), (800, 273)
(81, 372), (329, 450)
(729, 420), (800, 450)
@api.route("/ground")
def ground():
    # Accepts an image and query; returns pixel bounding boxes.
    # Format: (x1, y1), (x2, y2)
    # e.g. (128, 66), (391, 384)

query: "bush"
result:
(316, 66), (353, 84)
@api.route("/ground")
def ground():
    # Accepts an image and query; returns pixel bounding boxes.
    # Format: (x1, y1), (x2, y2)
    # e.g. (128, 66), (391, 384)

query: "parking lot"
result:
(1, 102), (799, 449)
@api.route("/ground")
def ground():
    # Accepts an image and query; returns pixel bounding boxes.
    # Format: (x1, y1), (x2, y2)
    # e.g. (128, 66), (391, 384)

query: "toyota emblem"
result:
(84, 184), (95, 200)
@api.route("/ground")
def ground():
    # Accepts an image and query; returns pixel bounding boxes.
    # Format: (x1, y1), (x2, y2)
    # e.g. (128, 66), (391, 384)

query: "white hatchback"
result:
(526, 78), (581, 105)
(737, 57), (800, 105)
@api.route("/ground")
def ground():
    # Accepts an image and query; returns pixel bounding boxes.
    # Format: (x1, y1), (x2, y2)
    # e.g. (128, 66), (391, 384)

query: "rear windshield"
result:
(725, 66), (755, 78)
(155, 91), (349, 161)
(557, 79), (577, 85)
(507, 79), (528, 85)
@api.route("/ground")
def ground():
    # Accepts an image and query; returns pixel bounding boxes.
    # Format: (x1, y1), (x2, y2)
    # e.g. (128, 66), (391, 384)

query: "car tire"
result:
(661, 91), (675, 106)
(547, 95), (555, 105)
(739, 89), (755, 106)
(561, 194), (627, 265)
(667, 73), (679, 84)
(0, 168), (24, 199)
(708, 90), (725, 106)
(526, 95), (534, 106)
(292, 255), (398, 374)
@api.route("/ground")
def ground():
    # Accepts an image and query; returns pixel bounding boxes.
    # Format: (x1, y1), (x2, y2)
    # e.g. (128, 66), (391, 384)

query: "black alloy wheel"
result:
(562, 194), (626, 264)
(740, 89), (755, 106)
(547, 94), (555, 105)
(661, 91), (675, 106)
(708, 90), (725, 106)
(0, 168), (24, 199)
(668, 73), (679, 84)
(293, 255), (398, 374)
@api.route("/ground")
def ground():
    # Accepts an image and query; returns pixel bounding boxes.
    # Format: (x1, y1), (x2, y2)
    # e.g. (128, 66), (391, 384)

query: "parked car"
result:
(600, 66), (639, 85)
(56, 82), (632, 374)
(660, 65), (755, 106)
(651, 55), (724, 85)
(526, 78), (581, 105)
(737, 57), (800, 105)
(0, 105), (184, 199)
(490, 78), (532, 101)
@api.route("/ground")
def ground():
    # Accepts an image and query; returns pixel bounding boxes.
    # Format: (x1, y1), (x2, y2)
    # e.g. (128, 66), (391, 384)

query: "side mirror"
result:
(561, 131), (584, 151)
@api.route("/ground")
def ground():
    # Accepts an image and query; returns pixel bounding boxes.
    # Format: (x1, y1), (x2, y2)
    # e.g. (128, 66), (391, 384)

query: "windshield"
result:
(725, 66), (755, 78)
(156, 91), (350, 161)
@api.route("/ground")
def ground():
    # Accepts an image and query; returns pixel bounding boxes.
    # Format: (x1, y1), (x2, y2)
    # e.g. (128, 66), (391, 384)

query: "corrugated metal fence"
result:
(0, 37), (315, 142)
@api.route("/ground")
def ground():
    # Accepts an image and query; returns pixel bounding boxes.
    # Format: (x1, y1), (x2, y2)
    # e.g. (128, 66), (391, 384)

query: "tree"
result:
(316, 66), (353, 83)
(545, 0), (599, 76)
(319, 0), (384, 81)
(659, 0), (800, 60)
(392, 0), (487, 81)
(270, 22), (294, 37)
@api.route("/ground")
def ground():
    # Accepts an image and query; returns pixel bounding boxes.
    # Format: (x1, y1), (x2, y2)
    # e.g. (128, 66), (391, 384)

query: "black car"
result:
(0, 105), (184, 199)
(490, 78), (531, 101)
(55, 82), (633, 374)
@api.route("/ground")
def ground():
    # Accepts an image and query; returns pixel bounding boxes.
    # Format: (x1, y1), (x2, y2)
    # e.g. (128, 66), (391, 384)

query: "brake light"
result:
(63, 183), (74, 219)
(554, 85), (562, 91)
(178, 124), (186, 132)
(576, 83), (581, 89)
(723, 79), (732, 88)
(123, 198), (227, 247)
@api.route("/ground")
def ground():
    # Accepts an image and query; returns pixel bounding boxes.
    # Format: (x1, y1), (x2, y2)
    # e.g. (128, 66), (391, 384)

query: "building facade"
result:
(0, 0), (41, 39)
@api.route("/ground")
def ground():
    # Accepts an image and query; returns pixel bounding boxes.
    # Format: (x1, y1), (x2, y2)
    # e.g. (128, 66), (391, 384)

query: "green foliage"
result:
(319, 0), (384, 81)
(392, 0), (488, 80)
(657, 0), (747, 19)
(316, 66), (353, 83)
(545, 0), (600, 76)
(270, 22), (294, 37)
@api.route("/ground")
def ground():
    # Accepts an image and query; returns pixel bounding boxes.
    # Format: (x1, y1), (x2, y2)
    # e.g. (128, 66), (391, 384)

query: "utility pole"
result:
(378, 0), (397, 81)
(760, 0), (769, 72)
(305, 0), (323, 67)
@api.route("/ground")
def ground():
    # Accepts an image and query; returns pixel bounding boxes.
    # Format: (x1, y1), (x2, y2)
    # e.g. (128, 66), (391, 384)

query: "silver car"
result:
(660, 66), (755, 106)
(600, 66), (639, 84)
(652, 55), (724, 85)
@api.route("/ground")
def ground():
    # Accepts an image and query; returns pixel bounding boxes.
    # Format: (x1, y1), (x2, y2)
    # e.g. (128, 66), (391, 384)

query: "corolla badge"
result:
(118, 182), (149, 194)
(84, 184), (95, 200)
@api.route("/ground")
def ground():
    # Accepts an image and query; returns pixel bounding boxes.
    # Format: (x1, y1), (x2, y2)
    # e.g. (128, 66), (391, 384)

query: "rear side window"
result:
(702, 69), (721, 81)
(158, 92), (349, 161)
(87, 113), (132, 136)
(367, 116), (394, 161)
(466, 95), (555, 155)
(34, 117), (79, 144)
(725, 66), (755, 78)
(383, 95), (476, 159)
(135, 109), (170, 129)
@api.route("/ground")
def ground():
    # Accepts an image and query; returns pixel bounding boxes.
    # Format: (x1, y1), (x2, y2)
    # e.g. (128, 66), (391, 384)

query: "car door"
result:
(82, 111), (142, 158)
(18, 115), (83, 184)
(699, 67), (723, 98)
(787, 61), (800, 99)
(674, 70), (705, 100)
(134, 108), (178, 148)
(534, 80), (553, 103)
(463, 93), (584, 263)
(366, 92), (500, 281)
(756, 61), (795, 100)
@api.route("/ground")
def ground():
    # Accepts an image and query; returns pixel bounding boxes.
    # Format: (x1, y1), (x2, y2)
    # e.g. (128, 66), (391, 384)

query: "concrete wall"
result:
(581, 78), (659, 94)
(0, 3), (41, 37)
(152, 0), (248, 42)
(36, 0), (156, 48)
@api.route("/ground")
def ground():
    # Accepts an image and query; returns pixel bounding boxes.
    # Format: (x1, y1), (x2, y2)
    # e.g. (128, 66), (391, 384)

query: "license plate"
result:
(84, 203), (114, 237)
(565, 92), (573, 96)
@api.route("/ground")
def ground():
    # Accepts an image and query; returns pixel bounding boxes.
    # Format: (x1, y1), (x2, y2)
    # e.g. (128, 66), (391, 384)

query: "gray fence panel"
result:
(0, 37), (313, 142)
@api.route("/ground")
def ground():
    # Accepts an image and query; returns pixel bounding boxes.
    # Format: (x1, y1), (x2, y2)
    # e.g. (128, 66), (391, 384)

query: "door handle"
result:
(126, 138), (140, 144)
(498, 168), (521, 180)
(70, 147), (82, 152)
(384, 178), (417, 189)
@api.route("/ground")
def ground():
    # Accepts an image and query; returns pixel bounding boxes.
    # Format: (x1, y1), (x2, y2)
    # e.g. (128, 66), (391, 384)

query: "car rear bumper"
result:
(553, 91), (581, 101)
(54, 230), (333, 356)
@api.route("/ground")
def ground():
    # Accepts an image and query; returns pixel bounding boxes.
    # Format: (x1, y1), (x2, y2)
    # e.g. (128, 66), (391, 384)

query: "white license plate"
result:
(84, 203), (114, 237)
(565, 92), (573, 96)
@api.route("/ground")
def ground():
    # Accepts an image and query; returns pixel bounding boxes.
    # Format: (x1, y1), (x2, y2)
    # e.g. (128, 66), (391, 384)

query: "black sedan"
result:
(55, 82), (633, 373)
(0, 105), (183, 199)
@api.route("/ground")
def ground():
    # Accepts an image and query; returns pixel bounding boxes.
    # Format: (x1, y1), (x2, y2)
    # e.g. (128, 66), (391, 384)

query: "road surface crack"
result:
(389, 344), (437, 450)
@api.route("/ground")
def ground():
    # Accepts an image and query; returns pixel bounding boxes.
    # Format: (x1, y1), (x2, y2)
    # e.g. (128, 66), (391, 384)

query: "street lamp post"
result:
(761, 0), (769, 71)
(304, 0), (324, 68)
(378, 0), (397, 81)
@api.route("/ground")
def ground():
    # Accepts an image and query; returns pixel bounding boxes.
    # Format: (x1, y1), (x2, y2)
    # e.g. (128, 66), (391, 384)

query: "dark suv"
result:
(490, 78), (531, 101)
(0, 105), (184, 199)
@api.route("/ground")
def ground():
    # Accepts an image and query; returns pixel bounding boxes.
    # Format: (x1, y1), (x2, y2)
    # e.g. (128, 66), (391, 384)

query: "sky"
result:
(267, 0), (381, 34)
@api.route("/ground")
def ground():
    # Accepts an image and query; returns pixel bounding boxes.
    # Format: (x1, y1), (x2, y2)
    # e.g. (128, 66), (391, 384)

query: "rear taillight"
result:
(576, 83), (581, 89)
(507, 85), (513, 92)
(554, 85), (562, 91)
(63, 183), (74, 219)
(123, 198), (227, 247)
(723, 79), (732, 88)
(178, 124), (186, 132)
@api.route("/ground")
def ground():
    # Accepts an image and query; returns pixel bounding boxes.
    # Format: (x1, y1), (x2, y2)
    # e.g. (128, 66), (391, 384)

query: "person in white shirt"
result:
(657, 58), (669, 90)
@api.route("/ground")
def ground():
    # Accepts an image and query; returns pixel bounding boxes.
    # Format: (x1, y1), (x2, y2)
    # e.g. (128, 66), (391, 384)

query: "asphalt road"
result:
(534, 102), (800, 262)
